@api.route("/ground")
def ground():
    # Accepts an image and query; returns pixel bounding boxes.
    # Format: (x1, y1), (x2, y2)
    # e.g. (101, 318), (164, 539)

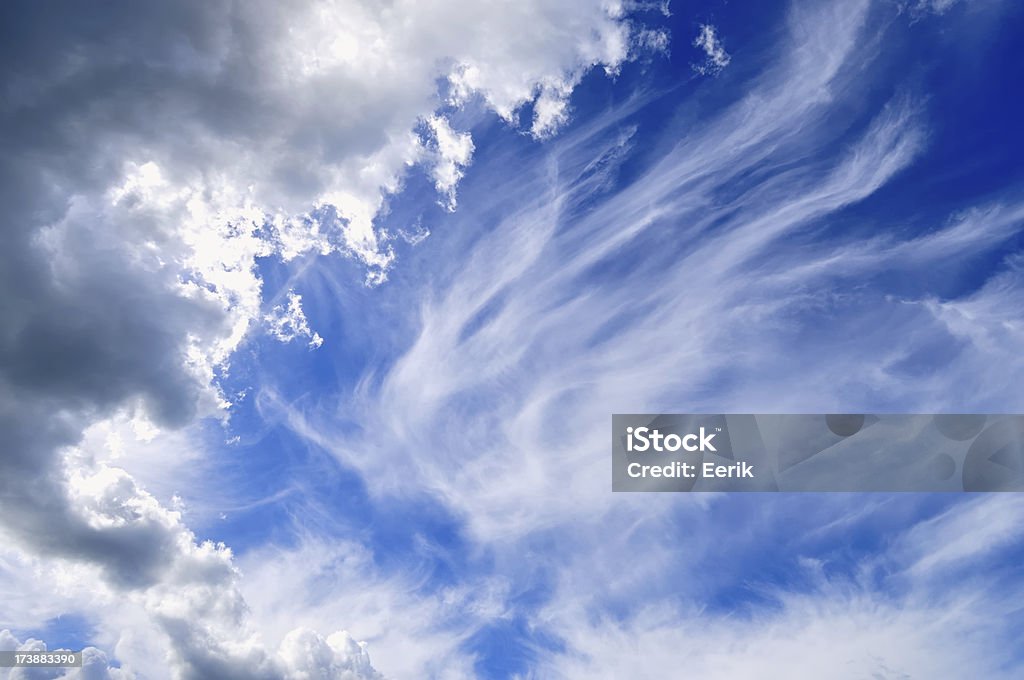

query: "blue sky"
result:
(2, 0), (1024, 678)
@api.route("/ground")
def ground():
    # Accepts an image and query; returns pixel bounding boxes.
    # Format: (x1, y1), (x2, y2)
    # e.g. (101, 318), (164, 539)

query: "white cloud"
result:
(897, 495), (1024, 577)
(425, 116), (475, 212)
(0, 630), (132, 680)
(533, 587), (1021, 679)
(529, 494), (1024, 679)
(233, 4), (1024, 676)
(266, 292), (324, 349)
(277, 0), (937, 540)
(238, 539), (505, 680)
(1, 621), (387, 680)
(692, 24), (731, 75)
(272, 0), (1024, 556)
(14, 0), (651, 276)
(0, 0), (665, 676)
(905, 0), (962, 14)
(4, 0), (1023, 677)
(443, 1), (639, 137)
(277, 629), (381, 680)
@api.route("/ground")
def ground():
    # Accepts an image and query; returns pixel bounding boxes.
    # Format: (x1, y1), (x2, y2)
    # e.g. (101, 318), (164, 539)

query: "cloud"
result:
(0, 623), (385, 680)
(3, 0), (658, 273)
(692, 24), (731, 75)
(425, 116), (475, 212)
(0, 155), (283, 675)
(278, 0), (939, 538)
(237, 539), (505, 679)
(265, 292), (324, 349)
(3, 0), (1023, 677)
(897, 494), (1024, 577)
(533, 584), (1021, 679)
(904, 0), (962, 14)
(0, 0), (665, 677)
(528, 495), (1024, 678)
(0, 630), (132, 680)
(240, 3), (1024, 675)
(277, 629), (381, 680)
(268, 21), (1024, 655)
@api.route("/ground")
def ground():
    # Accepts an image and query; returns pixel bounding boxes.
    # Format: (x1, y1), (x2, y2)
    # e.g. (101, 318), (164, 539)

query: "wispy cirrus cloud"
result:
(530, 494), (1024, 679)
(255, 1), (1024, 672)
(279, 0), (941, 536)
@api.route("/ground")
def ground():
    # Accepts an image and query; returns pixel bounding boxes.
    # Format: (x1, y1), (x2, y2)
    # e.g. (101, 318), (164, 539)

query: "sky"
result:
(1, 0), (1024, 678)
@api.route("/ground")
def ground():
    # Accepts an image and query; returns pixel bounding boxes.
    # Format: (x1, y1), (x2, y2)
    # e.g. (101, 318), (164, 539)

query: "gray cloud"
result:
(0, 630), (131, 680)
(0, 0), (659, 676)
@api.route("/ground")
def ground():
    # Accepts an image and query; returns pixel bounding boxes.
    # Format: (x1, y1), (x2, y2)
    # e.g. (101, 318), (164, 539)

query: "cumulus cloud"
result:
(0, 630), (131, 680)
(237, 540), (505, 679)
(3, 0), (656, 273)
(0, 0), (664, 677)
(277, 629), (380, 680)
(0, 624), (383, 680)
